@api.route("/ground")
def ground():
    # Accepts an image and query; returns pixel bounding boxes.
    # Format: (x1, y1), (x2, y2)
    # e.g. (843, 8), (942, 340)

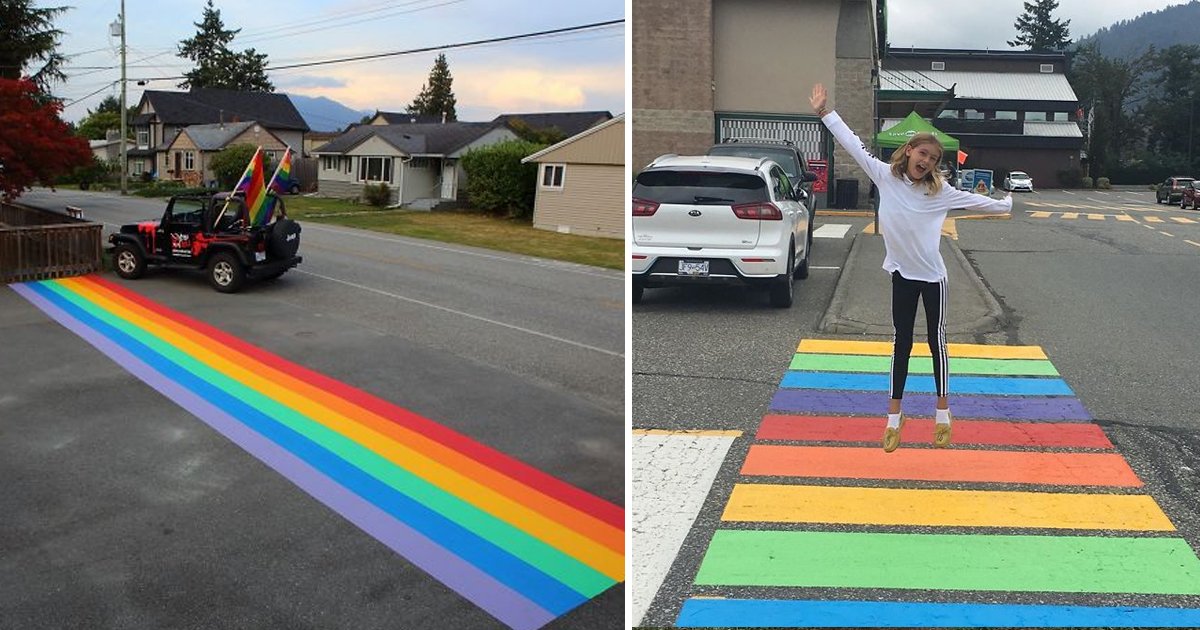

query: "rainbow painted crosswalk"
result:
(675, 338), (1200, 627)
(11, 275), (623, 630)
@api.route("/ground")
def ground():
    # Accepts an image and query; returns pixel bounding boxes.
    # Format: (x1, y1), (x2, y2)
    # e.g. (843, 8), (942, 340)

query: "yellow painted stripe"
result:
(1062, 212), (1079, 219)
(1030, 211), (1052, 218)
(1146, 216), (1165, 223)
(1087, 214), (1104, 220)
(1171, 216), (1196, 224)
(797, 339), (1047, 360)
(1116, 214), (1136, 222)
(632, 429), (743, 437)
(61, 279), (625, 579)
(722, 484), (1176, 531)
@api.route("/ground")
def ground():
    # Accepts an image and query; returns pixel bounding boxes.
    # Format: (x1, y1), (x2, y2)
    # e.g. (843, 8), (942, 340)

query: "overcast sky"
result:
(44, 0), (624, 125)
(887, 0), (1191, 50)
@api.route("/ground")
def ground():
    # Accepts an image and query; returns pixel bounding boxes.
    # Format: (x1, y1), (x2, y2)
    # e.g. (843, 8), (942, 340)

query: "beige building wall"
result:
(532, 120), (623, 165)
(532, 163), (623, 239)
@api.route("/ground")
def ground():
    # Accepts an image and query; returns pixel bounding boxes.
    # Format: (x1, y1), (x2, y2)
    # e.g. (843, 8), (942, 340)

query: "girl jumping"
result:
(809, 83), (1012, 452)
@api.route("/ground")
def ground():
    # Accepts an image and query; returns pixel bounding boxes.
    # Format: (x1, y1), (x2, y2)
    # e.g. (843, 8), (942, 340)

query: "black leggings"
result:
(890, 271), (948, 399)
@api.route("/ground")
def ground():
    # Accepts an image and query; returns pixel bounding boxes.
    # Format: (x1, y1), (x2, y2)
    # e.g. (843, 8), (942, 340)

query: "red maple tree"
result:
(0, 78), (92, 201)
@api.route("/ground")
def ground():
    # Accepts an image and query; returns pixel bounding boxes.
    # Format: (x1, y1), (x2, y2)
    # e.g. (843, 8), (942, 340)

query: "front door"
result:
(441, 160), (456, 199)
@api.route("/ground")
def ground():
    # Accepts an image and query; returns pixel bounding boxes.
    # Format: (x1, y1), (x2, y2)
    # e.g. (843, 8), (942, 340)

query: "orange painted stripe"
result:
(63, 277), (623, 554)
(757, 415), (1114, 449)
(741, 445), (1142, 487)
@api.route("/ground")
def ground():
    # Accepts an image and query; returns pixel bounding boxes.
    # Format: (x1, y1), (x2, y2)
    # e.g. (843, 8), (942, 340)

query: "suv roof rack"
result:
(721, 136), (796, 147)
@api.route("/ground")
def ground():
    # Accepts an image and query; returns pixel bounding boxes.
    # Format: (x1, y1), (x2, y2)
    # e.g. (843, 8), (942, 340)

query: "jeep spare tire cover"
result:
(269, 218), (301, 259)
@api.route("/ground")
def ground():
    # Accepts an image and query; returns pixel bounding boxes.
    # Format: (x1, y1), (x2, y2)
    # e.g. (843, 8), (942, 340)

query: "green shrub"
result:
(209, 144), (265, 189)
(362, 182), (391, 207)
(461, 139), (544, 218)
(130, 181), (206, 197)
(1080, 176), (1094, 189)
(1097, 177), (1111, 189)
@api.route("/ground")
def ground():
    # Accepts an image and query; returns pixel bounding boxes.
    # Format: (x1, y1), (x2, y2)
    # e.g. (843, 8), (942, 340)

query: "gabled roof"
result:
(177, 121), (257, 150)
(522, 114), (624, 163)
(138, 89), (309, 131)
(373, 111), (444, 124)
(491, 111), (612, 138)
(312, 122), (496, 156)
(882, 70), (1078, 102)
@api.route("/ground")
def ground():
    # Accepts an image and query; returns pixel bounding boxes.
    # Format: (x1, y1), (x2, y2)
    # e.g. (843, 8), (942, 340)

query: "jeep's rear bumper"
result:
(248, 255), (302, 278)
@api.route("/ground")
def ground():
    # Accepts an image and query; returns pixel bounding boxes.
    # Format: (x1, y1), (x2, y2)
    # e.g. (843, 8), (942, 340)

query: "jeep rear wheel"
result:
(113, 244), (146, 279)
(207, 252), (246, 293)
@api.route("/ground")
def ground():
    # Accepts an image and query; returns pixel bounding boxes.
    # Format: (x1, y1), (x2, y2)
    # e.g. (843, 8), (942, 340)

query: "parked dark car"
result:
(1181, 180), (1200, 210)
(1156, 176), (1195, 204)
(706, 138), (819, 212)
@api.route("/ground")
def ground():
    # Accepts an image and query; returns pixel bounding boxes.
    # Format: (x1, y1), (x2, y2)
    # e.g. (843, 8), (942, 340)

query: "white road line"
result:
(1185, 240), (1200, 248)
(296, 269), (623, 358)
(1062, 190), (1077, 195)
(813, 224), (852, 239)
(810, 265), (841, 270)
(632, 431), (738, 625)
(303, 222), (620, 280)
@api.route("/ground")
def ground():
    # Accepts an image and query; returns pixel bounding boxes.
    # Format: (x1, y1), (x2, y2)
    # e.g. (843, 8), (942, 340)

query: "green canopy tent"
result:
(876, 111), (959, 151)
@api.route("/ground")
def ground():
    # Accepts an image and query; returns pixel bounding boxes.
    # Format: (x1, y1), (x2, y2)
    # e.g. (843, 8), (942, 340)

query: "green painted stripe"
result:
(44, 282), (612, 597)
(696, 530), (1200, 595)
(790, 353), (1060, 376)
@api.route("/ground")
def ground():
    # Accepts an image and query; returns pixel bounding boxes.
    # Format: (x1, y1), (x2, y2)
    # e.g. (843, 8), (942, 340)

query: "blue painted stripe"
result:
(26, 281), (587, 615)
(676, 598), (1200, 627)
(780, 371), (1073, 396)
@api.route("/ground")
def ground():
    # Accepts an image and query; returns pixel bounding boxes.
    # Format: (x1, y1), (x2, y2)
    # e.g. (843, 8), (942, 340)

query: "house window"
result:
(132, 160), (145, 175)
(963, 109), (985, 120)
(409, 157), (436, 169)
(345, 157), (353, 174)
(137, 130), (149, 148)
(1040, 63), (1054, 73)
(184, 151), (195, 170)
(937, 109), (959, 119)
(321, 155), (331, 170)
(540, 164), (565, 189)
(265, 150), (279, 163)
(358, 156), (392, 183)
(931, 61), (945, 71)
(994, 111), (1018, 120)
(1052, 112), (1069, 122)
(1024, 112), (1048, 122)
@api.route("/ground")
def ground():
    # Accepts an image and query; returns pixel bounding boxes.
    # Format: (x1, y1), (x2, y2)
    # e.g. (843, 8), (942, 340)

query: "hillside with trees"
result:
(1075, 1), (1200, 62)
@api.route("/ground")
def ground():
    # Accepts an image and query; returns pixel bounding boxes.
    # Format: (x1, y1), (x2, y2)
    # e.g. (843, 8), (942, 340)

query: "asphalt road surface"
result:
(2, 188), (625, 629)
(633, 187), (1200, 627)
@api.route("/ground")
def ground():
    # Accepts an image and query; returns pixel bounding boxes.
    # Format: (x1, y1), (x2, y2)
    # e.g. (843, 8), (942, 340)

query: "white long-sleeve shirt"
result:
(822, 111), (1012, 282)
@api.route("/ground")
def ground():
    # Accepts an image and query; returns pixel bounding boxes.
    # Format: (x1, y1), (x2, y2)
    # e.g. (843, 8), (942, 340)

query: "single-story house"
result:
(127, 88), (308, 180)
(312, 122), (516, 207)
(522, 114), (624, 239)
(161, 121), (289, 187)
(89, 130), (134, 164)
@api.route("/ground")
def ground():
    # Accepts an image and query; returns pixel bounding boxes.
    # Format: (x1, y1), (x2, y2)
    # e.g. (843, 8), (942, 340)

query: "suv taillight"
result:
(731, 202), (782, 220)
(632, 198), (659, 216)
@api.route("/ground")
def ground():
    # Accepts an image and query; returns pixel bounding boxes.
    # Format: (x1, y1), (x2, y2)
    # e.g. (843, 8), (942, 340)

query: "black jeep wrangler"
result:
(108, 192), (302, 293)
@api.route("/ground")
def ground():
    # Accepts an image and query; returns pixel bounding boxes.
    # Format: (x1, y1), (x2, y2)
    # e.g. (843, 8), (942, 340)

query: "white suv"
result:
(631, 155), (813, 308)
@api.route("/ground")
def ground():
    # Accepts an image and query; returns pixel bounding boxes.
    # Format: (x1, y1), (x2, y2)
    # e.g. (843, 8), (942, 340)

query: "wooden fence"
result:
(0, 202), (104, 283)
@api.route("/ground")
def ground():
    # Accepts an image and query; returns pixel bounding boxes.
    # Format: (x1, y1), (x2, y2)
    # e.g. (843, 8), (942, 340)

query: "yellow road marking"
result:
(1146, 216), (1165, 223)
(722, 484), (1176, 531)
(797, 339), (1047, 359)
(1030, 211), (1052, 218)
(1116, 214), (1136, 222)
(1062, 212), (1079, 219)
(1087, 214), (1104, 220)
(1170, 216), (1196, 224)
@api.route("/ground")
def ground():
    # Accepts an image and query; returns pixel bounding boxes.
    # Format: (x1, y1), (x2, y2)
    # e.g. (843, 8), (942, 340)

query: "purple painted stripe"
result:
(12, 283), (556, 630)
(770, 389), (1090, 421)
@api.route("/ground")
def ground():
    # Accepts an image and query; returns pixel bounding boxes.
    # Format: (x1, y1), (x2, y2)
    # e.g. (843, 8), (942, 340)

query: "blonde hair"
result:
(889, 132), (944, 195)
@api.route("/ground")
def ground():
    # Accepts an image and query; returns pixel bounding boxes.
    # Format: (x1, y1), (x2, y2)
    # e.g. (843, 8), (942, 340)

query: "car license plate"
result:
(678, 260), (709, 276)
(255, 251), (266, 262)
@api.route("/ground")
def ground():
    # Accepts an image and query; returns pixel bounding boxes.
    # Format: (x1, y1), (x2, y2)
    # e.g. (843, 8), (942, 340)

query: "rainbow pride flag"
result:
(10, 275), (624, 630)
(234, 147), (269, 227)
(264, 147), (293, 224)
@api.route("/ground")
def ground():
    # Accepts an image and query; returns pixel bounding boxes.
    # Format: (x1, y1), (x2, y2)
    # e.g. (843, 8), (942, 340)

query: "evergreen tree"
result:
(407, 54), (457, 121)
(0, 0), (68, 92)
(177, 0), (273, 92)
(1008, 0), (1072, 51)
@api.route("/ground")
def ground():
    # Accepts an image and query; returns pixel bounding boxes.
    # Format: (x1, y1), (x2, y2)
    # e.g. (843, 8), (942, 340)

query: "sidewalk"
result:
(820, 231), (1005, 336)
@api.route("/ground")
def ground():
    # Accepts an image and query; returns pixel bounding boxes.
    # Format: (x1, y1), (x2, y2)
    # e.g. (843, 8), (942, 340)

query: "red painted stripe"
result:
(757, 415), (1114, 449)
(86, 275), (624, 529)
(742, 445), (1142, 487)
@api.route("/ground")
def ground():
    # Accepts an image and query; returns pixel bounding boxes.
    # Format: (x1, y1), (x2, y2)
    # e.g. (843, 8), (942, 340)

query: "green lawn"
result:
(281, 197), (624, 270)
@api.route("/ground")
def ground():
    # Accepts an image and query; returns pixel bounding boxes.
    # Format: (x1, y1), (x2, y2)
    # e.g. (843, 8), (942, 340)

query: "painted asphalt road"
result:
(2, 191), (624, 629)
(632, 188), (1200, 627)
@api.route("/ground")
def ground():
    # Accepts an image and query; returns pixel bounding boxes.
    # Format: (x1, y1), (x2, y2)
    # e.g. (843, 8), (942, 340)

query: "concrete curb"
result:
(819, 233), (1007, 336)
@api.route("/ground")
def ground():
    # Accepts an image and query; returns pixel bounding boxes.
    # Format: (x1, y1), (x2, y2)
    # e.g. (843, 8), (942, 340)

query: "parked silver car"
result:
(1004, 171), (1034, 192)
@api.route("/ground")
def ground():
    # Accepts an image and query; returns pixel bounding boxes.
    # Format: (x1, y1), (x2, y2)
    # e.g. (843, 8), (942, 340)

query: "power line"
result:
(131, 19), (623, 82)
(63, 82), (118, 108)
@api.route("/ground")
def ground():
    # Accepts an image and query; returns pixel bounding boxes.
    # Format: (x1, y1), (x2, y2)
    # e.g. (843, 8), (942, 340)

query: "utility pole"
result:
(118, 0), (128, 195)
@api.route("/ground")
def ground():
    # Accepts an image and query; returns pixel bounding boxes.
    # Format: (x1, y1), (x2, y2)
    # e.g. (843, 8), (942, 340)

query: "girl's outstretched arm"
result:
(938, 183), (1014, 214)
(810, 84), (889, 185)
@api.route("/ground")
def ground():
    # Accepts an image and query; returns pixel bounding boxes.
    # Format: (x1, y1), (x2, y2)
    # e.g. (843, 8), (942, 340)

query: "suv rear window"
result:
(634, 170), (769, 205)
(707, 146), (801, 179)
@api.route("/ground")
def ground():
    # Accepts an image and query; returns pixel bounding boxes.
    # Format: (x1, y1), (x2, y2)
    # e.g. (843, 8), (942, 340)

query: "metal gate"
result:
(715, 113), (826, 161)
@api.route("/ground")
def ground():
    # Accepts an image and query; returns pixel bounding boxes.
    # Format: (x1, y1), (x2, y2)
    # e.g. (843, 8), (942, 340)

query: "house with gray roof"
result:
(160, 121), (289, 188)
(128, 88), (308, 181)
(880, 48), (1085, 186)
(312, 121), (518, 207)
